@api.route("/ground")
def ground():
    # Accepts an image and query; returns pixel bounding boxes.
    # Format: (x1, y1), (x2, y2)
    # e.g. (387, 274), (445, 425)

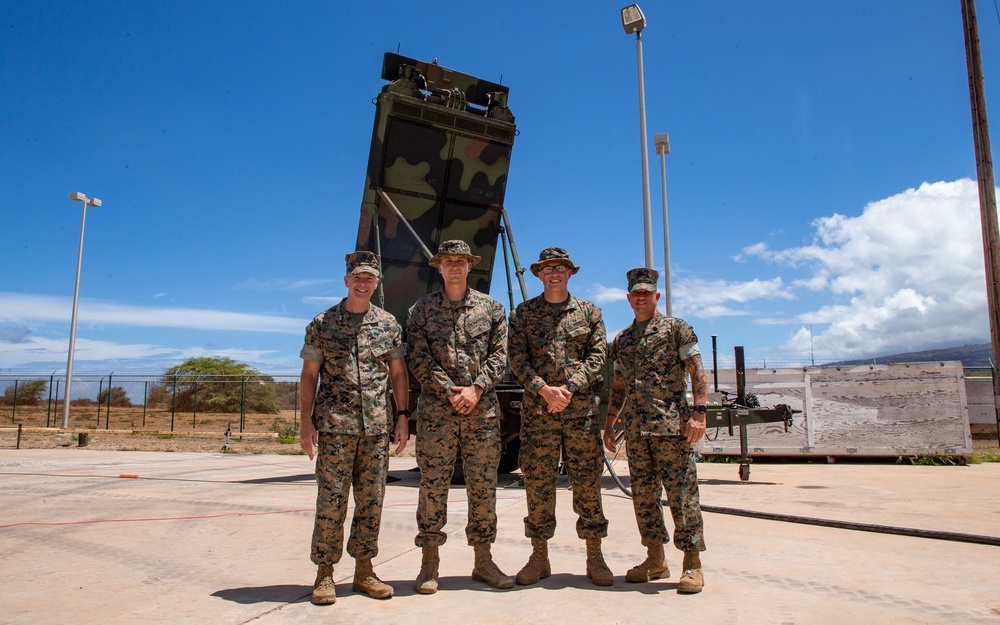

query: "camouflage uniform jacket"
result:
(300, 300), (404, 436)
(508, 294), (606, 410)
(406, 288), (507, 406)
(608, 311), (700, 437)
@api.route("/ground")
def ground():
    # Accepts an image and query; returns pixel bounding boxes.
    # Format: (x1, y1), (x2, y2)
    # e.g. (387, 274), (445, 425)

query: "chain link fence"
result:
(3, 368), (999, 449)
(1, 373), (301, 436)
(964, 367), (1000, 450)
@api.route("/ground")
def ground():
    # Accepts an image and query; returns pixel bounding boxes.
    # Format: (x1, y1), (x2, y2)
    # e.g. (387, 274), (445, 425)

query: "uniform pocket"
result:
(464, 316), (491, 341)
(368, 335), (394, 360)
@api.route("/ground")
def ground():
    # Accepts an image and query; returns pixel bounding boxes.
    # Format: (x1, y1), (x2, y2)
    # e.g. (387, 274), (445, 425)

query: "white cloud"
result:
(0, 326), (33, 344)
(590, 285), (628, 304)
(0, 292), (307, 334)
(0, 334), (179, 368)
(0, 337), (288, 372)
(672, 277), (794, 318)
(742, 179), (989, 359)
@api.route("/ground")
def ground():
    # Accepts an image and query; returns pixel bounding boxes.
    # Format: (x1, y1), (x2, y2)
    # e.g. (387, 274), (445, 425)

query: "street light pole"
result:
(654, 133), (672, 316)
(621, 4), (655, 269)
(63, 192), (101, 429)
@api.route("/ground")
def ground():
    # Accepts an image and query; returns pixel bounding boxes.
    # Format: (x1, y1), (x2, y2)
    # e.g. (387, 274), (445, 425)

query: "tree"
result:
(1, 379), (47, 406)
(161, 356), (280, 414)
(273, 380), (301, 410)
(98, 386), (132, 407)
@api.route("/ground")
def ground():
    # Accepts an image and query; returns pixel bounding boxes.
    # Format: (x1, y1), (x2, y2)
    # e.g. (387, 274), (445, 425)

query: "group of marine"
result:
(297, 240), (710, 605)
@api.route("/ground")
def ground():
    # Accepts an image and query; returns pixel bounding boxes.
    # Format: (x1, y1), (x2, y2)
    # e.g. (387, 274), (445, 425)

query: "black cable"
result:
(702, 504), (1000, 547)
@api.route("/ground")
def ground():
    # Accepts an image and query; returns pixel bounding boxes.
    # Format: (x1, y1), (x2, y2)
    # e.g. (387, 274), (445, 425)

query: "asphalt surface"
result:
(2, 449), (999, 625)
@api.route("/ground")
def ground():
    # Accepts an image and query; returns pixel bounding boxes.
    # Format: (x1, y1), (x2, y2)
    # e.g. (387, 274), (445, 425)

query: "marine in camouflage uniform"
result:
(507, 247), (614, 587)
(603, 267), (708, 594)
(407, 240), (513, 593)
(299, 251), (410, 605)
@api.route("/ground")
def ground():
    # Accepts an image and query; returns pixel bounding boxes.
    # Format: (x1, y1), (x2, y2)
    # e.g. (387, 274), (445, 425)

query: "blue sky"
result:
(1, 0), (998, 374)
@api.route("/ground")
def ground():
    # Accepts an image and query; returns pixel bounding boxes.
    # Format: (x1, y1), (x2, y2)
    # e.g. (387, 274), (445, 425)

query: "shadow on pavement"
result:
(212, 584), (312, 604)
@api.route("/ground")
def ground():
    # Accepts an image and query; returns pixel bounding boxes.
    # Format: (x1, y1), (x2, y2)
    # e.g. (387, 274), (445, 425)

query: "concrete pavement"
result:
(1, 449), (999, 624)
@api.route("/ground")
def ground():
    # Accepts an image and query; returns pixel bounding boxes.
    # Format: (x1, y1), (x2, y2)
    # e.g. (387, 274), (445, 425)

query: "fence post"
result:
(105, 372), (113, 430)
(240, 375), (247, 433)
(9, 379), (17, 423)
(96, 378), (103, 427)
(53, 380), (60, 429)
(142, 380), (148, 427)
(46, 373), (54, 427)
(192, 377), (198, 429)
(170, 374), (177, 432)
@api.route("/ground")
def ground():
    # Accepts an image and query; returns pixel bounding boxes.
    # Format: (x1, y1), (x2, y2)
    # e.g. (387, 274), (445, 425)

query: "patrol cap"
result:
(345, 251), (380, 277)
(627, 267), (659, 293)
(529, 247), (580, 276)
(429, 239), (482, 267)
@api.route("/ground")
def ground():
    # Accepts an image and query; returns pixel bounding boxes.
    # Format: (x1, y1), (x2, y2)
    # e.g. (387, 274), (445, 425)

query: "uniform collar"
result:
(334, 299), (377, 324)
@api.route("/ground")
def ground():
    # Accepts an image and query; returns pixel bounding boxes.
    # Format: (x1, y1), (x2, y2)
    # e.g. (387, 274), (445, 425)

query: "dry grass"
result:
(0, 406), (418, 457)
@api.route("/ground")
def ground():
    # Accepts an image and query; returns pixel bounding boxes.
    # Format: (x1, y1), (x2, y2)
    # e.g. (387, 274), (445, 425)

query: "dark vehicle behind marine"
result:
(355, 53), (527, 472)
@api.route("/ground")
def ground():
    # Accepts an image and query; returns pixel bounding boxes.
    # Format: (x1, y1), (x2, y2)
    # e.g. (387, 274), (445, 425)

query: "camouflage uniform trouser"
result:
(626, 434), (706, 553)
(415, 406), (501, 547)
(520, 404), (609, 540)
(311, 432), (390, 565)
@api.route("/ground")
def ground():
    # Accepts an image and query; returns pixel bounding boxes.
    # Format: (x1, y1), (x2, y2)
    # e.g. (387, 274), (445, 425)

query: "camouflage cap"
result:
(345, 251), (380, 277)
(627, 267), (659, 292)
(529, 247), (580, 276)
(428, 239), (482, 267)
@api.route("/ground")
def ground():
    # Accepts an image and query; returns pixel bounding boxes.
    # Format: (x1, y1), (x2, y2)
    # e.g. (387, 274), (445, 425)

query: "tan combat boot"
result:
(677, 551), (704, 594)
(311, 564), (337, 605)
(515, 538), (551, 585)
(585, 537), (614, 586)
(625, 543), (669, 583)
(352, 558), (393, 599)
(415, 545), (440, 594)
(471, 543), (514, 589)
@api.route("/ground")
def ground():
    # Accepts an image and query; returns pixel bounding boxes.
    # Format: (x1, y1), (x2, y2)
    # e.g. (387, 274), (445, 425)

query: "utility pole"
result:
(961, 0), (1000, 434)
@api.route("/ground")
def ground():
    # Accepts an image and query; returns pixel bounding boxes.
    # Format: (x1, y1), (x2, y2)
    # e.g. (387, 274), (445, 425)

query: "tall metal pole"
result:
(64, 192), (100, 429)
(63, 200), (89, 429)
(961, 0), (1000, 432)
(635, 31), (655, 269)
(655, 134), (672, 315)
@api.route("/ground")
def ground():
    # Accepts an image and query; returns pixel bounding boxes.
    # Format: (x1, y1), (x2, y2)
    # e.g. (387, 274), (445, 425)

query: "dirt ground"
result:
(0, 406), (418, 457)
(0, 429), (420, 457)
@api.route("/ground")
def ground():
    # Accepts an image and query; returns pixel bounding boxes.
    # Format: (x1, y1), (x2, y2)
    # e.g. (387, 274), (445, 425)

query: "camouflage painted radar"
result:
(355, 53), (517, 327)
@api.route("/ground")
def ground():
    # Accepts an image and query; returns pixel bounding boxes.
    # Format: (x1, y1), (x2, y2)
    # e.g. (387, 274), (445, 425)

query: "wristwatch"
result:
(566, 381), (579, 394)
(693, 404), (707, 414)
(395, 409), (411, 418)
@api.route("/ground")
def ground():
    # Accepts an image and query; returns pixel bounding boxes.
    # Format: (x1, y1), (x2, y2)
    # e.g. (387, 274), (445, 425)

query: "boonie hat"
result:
(429, 239), (482, 267)
(345, 251), (380, 277)
(530, 247), (580, 276)
(627, 267), (658, 292)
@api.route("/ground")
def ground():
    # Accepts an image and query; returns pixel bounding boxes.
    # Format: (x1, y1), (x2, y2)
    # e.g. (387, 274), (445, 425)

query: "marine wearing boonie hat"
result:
(529, 247), (581, 276)
(429, 240), (482, 267)
(626, 268), (658, 292)
(346, 251), (381, 277)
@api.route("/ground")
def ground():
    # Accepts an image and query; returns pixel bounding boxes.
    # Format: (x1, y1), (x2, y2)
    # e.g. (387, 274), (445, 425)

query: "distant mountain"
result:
(824, 343), (993, 367)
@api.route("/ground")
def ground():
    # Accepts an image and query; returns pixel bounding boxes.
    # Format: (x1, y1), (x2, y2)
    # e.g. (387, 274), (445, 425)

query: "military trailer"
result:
(355, 53), (528, 472)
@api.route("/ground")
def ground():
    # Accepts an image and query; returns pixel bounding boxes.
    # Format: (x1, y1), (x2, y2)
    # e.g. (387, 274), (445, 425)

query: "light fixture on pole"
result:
(654, 133), (672, 316)
(63, 191), (102, 429)
(621, 4), (655, 269)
